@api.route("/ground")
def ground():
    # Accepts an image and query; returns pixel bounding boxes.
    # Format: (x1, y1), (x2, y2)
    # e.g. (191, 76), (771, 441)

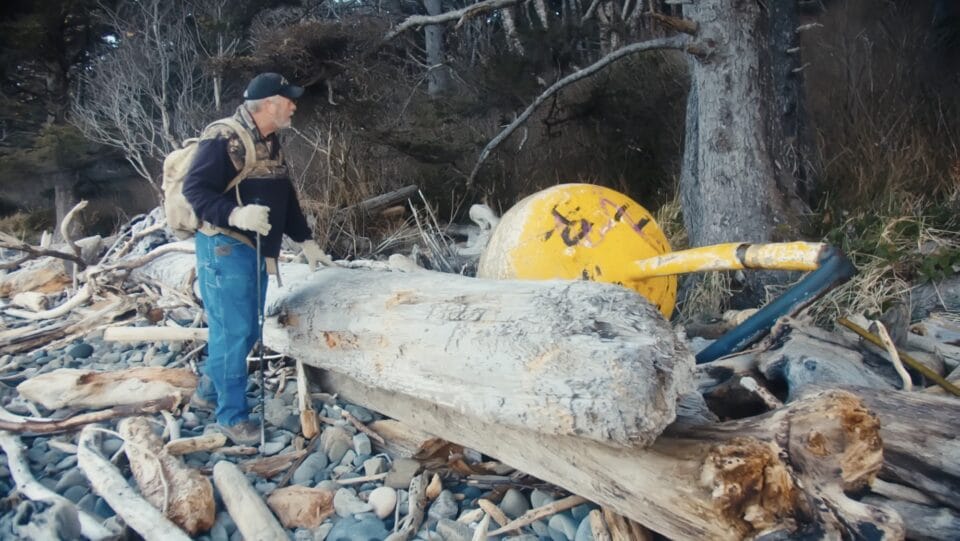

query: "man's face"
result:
(270, 96), (296, 129)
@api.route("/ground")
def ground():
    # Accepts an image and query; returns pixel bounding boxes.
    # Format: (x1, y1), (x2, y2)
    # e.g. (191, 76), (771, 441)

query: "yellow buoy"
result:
(478, 183), (677, 318)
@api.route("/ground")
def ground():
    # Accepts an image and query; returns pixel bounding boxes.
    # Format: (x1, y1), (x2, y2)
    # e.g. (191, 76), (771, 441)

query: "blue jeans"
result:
(194, 233), (266, 426)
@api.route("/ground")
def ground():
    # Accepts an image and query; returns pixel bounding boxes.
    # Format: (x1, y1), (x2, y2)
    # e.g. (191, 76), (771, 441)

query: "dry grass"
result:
(806, 189), (960, 325)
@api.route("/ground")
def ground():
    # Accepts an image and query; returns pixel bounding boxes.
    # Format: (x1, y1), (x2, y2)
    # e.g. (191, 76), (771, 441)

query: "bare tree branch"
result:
(467, 35), (691, 186)
(384, 0), (525, 41)
(70, 0), (216, 196)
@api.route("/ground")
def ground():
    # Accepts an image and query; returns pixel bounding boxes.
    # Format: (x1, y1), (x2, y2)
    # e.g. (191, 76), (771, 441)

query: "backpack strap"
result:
(205, 117), (259, 202)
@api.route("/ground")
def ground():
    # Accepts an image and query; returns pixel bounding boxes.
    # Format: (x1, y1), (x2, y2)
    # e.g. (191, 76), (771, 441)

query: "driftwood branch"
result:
(488, 495), (588, 535)
(4, 283), (93, 321)
(0, 431), (118, 540)
(78, 425), (192, 541)
(212, 461), (288, 540)
(384, 0), (524, 41)
(84, 241), (195, 281)
(466, 36), (690, 186)
(0, 230), (88, 269)
(60, 200), (89, 258)
(103, 326), (209, 343)
(0, 397), (179, 435)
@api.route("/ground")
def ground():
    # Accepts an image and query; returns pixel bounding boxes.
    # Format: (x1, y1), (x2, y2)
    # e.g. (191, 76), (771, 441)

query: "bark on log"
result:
(77, 425), (192, 541)
(212, 461), (287, 540)
(264, 267), (693, 448)
(317, 370), (901, 540)
(118, 417), (215, 535)
(17, 367), (196, 410)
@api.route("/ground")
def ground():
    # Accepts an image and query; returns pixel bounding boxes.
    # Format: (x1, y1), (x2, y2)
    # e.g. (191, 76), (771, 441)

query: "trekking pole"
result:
(255, 231), (266, 453)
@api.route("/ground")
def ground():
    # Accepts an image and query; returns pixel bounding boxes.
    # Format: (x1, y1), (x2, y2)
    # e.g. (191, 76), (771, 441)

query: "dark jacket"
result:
(182, 104), (311, 258)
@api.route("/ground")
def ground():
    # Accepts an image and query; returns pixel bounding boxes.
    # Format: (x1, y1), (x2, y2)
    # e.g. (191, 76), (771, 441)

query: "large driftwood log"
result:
(851, 387), (960, 511)
(17, 367), (196, 410)
(318, 370), (900, 540)
(264, 266), (693, 448)
(118, 417), (215, 535)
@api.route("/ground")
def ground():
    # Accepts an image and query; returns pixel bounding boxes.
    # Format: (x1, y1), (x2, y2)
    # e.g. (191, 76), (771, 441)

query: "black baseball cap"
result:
(243, 73), (304, 100)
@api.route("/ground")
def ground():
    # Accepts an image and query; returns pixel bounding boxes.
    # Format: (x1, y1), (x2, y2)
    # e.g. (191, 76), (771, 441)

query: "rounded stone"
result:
(499, 488), (530, 519)
(67, 343), (94, 359)
(368, 486), (397, 519)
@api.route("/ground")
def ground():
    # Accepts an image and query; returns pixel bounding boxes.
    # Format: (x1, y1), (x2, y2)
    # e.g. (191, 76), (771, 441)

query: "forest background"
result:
(1, 0), (958, 321)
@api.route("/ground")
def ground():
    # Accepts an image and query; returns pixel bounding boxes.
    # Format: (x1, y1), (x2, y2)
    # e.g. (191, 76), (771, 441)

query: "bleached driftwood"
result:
(264, 266), (693, 448)
(0, 256), (71, 297)
(212, 461), (287, 540)
(119, 417), (215, 535)
(0, 295), (131, 355)
(10, 291), (48, 312)
(17, 367), (196, 410)
(758, 318), (894, 400)
(103, 326), (209, 343)
(4, 283), (92, 320)
(77, 425), (192, 541)
(318, 370), (901, 540)
(0, 431), (118, 540)
(367, 419), (444, 459)
(852, 388), (960, 511)
(164, 433), (227, 456)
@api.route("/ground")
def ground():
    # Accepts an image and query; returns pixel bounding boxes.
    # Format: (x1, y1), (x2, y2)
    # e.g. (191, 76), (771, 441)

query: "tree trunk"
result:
(680, 0), (798, 306)
(424, 0), (451, 96)
(263, 266), (693, 448)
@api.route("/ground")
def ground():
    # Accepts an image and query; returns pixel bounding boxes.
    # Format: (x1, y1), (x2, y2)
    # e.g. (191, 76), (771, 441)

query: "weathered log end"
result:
(700, 390), (902, 539)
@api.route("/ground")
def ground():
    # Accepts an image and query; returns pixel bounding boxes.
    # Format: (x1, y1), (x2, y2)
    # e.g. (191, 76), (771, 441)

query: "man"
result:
(182, 72), (326, 444)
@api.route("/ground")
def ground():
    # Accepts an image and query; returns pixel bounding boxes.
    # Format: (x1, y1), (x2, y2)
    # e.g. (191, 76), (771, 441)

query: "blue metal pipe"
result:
(695, 247), (857, 364)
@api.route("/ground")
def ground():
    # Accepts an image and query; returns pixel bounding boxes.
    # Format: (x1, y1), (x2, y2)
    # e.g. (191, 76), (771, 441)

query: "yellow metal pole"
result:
(837, 317), (960, 396)
(630, 242), (826, 280)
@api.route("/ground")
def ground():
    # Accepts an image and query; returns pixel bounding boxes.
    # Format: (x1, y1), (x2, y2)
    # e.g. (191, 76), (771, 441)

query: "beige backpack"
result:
(162, 118), (257, 239)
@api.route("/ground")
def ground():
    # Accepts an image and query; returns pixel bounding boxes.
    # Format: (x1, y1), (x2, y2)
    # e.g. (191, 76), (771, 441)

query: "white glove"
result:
(228, 204), (271, 236)
(300, 239), (333, 270)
